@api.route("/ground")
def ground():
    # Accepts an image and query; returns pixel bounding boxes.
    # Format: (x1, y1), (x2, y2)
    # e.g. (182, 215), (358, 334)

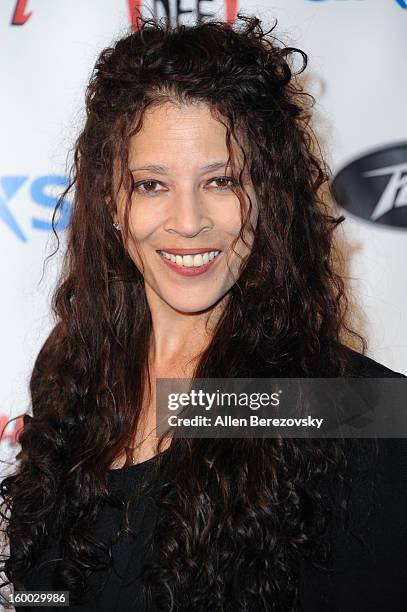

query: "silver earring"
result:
(113, 221), (121, 230)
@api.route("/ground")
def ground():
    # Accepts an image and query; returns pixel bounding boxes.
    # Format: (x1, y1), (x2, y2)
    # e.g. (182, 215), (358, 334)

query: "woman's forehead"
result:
(127, 102), (247, 170)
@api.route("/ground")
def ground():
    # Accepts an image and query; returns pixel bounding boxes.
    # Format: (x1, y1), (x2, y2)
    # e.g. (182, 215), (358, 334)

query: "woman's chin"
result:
(161, 293), (223, 315)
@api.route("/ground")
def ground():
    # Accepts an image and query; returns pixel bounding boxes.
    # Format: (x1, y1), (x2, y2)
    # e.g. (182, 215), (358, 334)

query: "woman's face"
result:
(115, 101), (258, 314)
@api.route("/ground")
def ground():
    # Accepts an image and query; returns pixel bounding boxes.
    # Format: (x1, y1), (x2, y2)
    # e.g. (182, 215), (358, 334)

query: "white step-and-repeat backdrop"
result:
(1, 0), (406, 466)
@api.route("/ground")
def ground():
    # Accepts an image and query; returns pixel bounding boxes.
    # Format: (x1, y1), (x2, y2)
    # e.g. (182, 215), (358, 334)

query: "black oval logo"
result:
(332, 142), (407, 229)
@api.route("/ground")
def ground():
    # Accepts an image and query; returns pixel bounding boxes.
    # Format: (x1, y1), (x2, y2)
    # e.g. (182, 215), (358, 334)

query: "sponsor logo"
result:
(10, 0), (238, 27)
(0, 175), (71, 242)
(307, 0), (406, 7)
(10, 0), (32, 25)
(332, 143), (407, 229)
(0, 414), (24, 446)
(128, 0), (238, 29)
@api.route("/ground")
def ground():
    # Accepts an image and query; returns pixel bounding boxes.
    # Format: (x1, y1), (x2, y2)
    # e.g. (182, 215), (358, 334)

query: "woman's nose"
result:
(164, 189), (213, 237)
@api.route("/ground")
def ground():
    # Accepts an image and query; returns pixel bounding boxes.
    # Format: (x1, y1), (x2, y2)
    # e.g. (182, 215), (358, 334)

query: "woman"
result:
(1, 13), (406, 612)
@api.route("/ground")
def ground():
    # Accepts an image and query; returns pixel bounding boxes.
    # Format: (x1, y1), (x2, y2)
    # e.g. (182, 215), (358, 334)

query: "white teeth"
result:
(160, 250), (220, 268)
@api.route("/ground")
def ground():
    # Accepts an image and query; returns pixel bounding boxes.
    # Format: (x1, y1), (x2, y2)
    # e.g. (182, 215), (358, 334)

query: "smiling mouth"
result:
(157, 249), (222, 268)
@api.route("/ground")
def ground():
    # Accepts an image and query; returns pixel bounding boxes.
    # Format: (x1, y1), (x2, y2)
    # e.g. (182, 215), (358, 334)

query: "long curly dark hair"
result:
(0, 13), (369, 611)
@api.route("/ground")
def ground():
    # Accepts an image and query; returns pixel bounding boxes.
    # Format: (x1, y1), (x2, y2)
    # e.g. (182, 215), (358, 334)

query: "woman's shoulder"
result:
(250, 343), (406, 378)
(342, 346), (406, 378)
(338, 347), (407, 472)
(337, 348), (407, 516)
(306, 350), (407, 608)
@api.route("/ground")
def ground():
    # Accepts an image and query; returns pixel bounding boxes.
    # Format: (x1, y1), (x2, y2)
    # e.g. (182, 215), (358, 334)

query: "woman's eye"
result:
(133, 176), (237, 196)
(133, 180), (164, 195)
(208, 176), (237, 191)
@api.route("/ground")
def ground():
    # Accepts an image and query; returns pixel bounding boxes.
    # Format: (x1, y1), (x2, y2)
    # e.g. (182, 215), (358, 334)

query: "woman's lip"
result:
(157, 251), (223, 277)
(156, 248), (222, 255)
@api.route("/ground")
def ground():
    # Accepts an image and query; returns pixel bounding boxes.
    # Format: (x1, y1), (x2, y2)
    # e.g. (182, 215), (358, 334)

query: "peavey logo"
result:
(332, 143), (407, 229)
(10, 0), (238, 28)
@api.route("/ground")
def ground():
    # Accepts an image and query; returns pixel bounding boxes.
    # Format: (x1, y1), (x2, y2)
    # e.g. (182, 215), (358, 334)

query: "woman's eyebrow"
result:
(129, 161), (235, 174)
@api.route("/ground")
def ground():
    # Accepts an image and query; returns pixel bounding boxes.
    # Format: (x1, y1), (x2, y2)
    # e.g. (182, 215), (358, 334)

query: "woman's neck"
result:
(145, 283), (227, 365)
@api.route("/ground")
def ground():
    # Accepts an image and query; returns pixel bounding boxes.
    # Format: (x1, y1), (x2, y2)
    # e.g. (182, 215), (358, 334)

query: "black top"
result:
(12, 350), (407, 611)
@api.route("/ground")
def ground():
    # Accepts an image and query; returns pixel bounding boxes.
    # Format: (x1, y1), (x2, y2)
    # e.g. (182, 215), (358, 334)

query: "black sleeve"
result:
(300, 349), (407, 611)
(299, 436), (407, 611)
